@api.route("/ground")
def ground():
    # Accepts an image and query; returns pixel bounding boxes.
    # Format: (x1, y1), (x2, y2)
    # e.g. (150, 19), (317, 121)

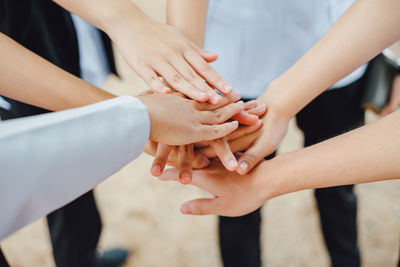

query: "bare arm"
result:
(236, 0), (400, 174)
(0, 33), (114, 111)
(167, 0), (209, 47)
(53, 0), (232, 103)
(161, 109), (400, 216)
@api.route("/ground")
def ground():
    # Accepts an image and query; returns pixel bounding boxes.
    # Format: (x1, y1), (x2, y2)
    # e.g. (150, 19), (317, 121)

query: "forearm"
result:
(167, 0), (209, 46)
(0, 96), (149, 240)
(0, 33), (114, 111)
(52, 0), (151, 43)
(260, 110), (400, 200)
(261, 0), (400, 118)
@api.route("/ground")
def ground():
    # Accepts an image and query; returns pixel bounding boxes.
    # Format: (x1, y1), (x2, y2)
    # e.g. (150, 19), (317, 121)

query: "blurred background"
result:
(1, 0), (399, 266)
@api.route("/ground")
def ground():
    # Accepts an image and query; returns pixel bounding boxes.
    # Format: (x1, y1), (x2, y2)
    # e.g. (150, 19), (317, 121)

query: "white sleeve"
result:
(0, 95), (150, 240)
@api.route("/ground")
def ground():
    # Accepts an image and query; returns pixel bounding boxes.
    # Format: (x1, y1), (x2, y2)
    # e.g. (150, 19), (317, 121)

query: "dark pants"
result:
(0, 109), (102, 267)
(219, 79), (364, 267)
(0, 249), (8, 267)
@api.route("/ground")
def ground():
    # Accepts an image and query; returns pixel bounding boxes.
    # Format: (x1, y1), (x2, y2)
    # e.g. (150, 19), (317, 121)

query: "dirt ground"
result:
(1, 1), (399, 266)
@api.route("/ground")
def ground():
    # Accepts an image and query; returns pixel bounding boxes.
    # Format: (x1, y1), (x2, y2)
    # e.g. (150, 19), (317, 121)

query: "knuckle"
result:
(172, 74), (182, 83)
(213, 125), (220, 135)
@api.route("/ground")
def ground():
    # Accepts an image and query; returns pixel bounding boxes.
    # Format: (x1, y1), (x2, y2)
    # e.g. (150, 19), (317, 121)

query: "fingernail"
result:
(231, 121), (239, 127)
(211, 94), (221, 104)
(256, 104), (267, 112)
(239, 161), (248, 171)
(181, 203), (192, 214)
(151, 165), (162, 175)
(224, 84), (233, 93)
(232, 91), (240, 98)
(198, 92), (208, 101)
(161, 87), (170, 93)
(228, 159), (238, 170)
(201, 157), (210, 168)
(237, 100), (244, 108)
(180, 172), (191, 184)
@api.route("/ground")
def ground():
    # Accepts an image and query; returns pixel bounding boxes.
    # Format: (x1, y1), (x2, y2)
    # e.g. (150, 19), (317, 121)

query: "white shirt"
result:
(71, 14), (111, 88)
(204, 0), (367, 99)
(0, 96), (150, 240)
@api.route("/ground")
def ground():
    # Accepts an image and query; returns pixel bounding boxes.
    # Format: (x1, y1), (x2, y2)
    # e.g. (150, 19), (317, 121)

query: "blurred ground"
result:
(1, 1), (399, 266)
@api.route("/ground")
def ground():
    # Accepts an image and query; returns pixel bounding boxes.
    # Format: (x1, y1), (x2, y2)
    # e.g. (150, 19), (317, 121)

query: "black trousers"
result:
(219, 79), (365, 267)
(0, 109), (102, 267)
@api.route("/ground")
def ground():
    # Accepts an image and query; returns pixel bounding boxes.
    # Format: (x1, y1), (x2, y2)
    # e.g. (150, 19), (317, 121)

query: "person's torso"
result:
(204, 0), (367, 98)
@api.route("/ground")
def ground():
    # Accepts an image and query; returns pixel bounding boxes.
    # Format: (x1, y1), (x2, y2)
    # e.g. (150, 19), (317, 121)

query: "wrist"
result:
(253, 154), (291, 203)
(259, 77), (302, 119)
(98, 0), (149, 38)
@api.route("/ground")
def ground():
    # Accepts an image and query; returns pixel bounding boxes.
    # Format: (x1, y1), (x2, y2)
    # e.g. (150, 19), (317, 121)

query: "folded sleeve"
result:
(0, 96), (150, 240)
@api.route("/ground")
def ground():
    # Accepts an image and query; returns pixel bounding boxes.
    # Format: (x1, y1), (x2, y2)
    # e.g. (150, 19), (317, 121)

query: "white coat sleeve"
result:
(0, 95), (150, 240)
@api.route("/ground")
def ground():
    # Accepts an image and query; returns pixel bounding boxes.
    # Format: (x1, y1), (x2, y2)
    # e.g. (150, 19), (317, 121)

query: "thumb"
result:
(180, 198), (222, 215)
(237, 139), (275, 175)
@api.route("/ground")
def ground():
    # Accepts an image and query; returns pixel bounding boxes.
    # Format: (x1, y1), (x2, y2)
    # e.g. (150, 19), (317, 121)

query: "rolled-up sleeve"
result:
(0, 95), (150, 240)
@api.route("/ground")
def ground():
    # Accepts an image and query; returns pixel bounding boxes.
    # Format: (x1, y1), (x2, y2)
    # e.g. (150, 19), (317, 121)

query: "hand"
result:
(146, 100), (266, 183)
(137, 93), (243, 145)
(235, 93), (291, 175)
(109, 8), (232, 103)
(197, 100), (267, 158)
(381, 75), (400, 116)
(159, 160), (269, 217)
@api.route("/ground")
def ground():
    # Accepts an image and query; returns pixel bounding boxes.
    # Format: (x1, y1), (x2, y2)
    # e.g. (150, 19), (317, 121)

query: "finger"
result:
(202, 101), (244, 124)
(380, 105), (391, 116)
(192, 151), (210, 169)
(202, 121), (239, 141)
(136, 67), (171, 94)
(237, 139), (275, 175)
(199, 126), (262, 158)
(209, 138), (238, 171)
(179, 144), (194, 184)
(168, 56), (222, 104)
(231, 110), (259, 125)
(153, 62), (208, 102)
(244, 100), (258, 110)
(181, 198), (223, 215)
(151, 144), (173, 176)
(144, 140), (158, 156)
(246, 104), (267, 117)
(196, 91), (241, 110)
(188, 41), (218, 63)
(183, 49), (232, 94)
(225, 120), (263, 141)
(161, 161), (223, 191)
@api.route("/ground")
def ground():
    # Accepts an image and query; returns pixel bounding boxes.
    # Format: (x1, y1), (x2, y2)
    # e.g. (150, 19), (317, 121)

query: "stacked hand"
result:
(107, 5), (232, 104)
(144, 96), (267, 183)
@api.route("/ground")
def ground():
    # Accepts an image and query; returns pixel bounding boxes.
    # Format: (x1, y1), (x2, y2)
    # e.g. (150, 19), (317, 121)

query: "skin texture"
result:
(160, 108), (400, 217)
(137, 93), (243, 145)
(53, 0), (232, 104)
(159, 0), (400, 216)
(0, 33), (240, 146)
(167, 0), (400, 174)
(236, 0), (400, 174)
(0, 33), (115, 110)
(145, 100), (266, 183)
(381, 75), (400, 116)
(163, 0), (264, 179)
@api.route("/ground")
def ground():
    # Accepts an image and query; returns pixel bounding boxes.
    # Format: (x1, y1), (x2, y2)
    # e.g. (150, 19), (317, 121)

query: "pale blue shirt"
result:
(204, 0), (367, 99)
(71, 14), (111, 88)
